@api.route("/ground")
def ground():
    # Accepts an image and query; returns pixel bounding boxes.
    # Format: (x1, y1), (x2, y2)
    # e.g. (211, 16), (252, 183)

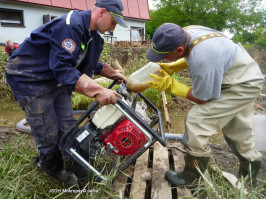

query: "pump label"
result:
(76, 130), (90, 142)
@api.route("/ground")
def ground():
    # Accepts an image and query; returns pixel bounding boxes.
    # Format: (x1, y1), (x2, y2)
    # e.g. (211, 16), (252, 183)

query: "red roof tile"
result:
(10, 0), (150, 20)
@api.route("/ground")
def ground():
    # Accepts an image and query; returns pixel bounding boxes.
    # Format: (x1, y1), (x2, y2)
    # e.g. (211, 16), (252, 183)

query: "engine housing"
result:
(103, 118), (146, 155)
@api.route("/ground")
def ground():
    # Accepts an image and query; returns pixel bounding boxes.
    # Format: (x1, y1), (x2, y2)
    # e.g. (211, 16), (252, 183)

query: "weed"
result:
(0, 47), (14, 100)
(192, 166), (266, 199)
(0, 131), (120, 199)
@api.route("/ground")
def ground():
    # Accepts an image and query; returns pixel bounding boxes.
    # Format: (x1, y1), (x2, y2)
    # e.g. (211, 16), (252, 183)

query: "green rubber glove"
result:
(148, 70), (191, 98)
(158, 58), (188, 76)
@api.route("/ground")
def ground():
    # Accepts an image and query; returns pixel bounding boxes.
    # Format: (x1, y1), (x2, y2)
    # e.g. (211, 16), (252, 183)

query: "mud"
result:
(0, 127), (35, 148)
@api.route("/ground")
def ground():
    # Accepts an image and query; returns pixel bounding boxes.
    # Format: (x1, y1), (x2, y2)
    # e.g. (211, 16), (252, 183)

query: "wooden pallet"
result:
(113, 142), (192, 199)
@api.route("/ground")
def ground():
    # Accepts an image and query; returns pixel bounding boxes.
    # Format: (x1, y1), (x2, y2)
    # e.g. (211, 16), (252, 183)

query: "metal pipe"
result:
(70, 148), (107, 181)
(164, 133), (183, 140)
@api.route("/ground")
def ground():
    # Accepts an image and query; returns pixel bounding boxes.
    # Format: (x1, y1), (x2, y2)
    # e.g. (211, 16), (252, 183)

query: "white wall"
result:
(0, 1), (69, 44)
(0, 1), (146, 44)
(113, 19), (146, 41)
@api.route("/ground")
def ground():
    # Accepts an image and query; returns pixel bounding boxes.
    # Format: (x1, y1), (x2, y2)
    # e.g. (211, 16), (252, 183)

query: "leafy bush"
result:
(0, 47), (13, 99)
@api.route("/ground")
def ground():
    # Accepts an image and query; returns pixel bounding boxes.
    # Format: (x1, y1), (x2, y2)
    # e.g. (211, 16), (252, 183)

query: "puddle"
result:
(166, 114), (266, 148)
(166, 115), (225, 145)
(1, 110), (264, 149)
(0, 110), (83, 125)
(0, 110), (25, 124)
(253, 114), (266, 151)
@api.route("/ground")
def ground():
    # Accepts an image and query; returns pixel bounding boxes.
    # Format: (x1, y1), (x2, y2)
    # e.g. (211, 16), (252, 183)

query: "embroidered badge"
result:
(62, 39), (76, 53)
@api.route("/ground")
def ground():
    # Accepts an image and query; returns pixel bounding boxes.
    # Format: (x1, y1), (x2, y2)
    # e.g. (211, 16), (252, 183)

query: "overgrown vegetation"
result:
(147, 0), (265, 49)
(0, 47), (13, 100)
(0, 132), (119, 199)
(193, 167), (266, 199)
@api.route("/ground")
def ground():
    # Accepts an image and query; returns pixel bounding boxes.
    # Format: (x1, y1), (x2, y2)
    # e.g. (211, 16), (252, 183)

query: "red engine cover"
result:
(103, 119), (146, 155)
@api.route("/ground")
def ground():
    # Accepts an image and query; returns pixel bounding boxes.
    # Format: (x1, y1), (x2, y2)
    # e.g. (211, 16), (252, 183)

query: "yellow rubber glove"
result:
(148, 70), (191, 98)
(158, 58), (188, 76)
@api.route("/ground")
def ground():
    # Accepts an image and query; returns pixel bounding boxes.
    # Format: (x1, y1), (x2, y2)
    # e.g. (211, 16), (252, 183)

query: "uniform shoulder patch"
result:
(62, 39), (76, 53)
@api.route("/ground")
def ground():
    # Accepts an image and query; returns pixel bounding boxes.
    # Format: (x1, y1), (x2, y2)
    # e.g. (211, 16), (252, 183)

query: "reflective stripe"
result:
(109, 12), (127, 27)
(183, 25), (227, 55)
(188, 33), (226, 53)
(66, 10), (73, 25)
(80, 42), (85, 51)
(110, 11), (123, 18)
(183, 25), (206, 30)
(152, 42), (169, 54)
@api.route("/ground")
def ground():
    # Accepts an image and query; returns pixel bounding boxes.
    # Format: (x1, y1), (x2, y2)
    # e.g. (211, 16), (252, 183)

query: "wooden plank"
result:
(151, 142), (172, 199)
(129, 149), (150, 199)
(171, 143), (192, 198)
(113, 166), (134, 199)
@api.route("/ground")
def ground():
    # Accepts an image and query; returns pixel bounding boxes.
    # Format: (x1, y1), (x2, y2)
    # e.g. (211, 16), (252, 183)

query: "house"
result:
(0, 0), (150, 44)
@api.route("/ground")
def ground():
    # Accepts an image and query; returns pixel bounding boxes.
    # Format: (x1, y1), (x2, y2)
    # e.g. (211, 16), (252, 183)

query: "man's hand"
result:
(158, 58), (188, 76)
(75, 74), (122, 106)
(148, 70), (191, 98)
(100, 63), (127, 84)
(95, 88), (122, 105)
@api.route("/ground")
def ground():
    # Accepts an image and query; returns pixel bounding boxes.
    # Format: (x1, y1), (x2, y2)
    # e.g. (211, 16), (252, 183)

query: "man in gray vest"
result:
(146, 23), (264, 187)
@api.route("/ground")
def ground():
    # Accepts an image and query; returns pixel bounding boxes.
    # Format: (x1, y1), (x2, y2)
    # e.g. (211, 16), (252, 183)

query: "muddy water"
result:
(0, 110), (82, 125)
(253, 114), (266, 151)
(167, 114), (266, 150)
(1, 110), (265, 150)
(166, 115), (225, 145)
(0, 110), (25, 124)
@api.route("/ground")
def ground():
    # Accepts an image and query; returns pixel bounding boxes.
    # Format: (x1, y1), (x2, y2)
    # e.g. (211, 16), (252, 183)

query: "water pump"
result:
(60, 81), (166, 182)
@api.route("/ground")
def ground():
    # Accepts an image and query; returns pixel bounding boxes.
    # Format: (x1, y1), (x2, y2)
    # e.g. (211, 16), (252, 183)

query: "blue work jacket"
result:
(5, 10), (104, 106)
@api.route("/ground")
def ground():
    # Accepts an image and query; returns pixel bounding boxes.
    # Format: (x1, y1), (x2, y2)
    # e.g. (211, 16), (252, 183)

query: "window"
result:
(43, 14), (58, 24)
(0, 8), (24, 27)
(130, 27), (144, 42)
(104, 31), (113, 36)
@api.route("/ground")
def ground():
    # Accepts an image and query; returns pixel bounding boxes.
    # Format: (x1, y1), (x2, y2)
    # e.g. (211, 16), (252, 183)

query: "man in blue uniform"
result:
(5, 0), (127, 187)
(146, 23), (264, 187)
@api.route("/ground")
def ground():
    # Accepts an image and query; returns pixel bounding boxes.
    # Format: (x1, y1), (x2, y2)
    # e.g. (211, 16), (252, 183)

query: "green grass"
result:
(191, 166), (266, 199)
(0, 132), (119, 199)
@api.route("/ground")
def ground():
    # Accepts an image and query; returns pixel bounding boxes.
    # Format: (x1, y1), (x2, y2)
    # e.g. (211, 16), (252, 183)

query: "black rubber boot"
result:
(65, 160), (89, 188)
(35, 151), (77, 188)
(165, 154), (209, 187)
(236, 160), (261, 186)
(224, 136), (261, 186)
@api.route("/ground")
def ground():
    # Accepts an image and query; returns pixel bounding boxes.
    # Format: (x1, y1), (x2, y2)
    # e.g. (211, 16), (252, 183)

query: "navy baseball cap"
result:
(95, 0), (128, 27)
(146, 23), (186, 62)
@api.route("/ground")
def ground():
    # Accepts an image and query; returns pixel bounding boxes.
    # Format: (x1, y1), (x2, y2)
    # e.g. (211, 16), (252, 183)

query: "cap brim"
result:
(146, 46), (167, 62)
(111, 13), (128, 27)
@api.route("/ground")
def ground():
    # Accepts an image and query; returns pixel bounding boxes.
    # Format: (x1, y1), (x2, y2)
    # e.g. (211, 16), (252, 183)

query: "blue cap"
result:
(146, 23), (186, 62)
(95, 0), (128, 27)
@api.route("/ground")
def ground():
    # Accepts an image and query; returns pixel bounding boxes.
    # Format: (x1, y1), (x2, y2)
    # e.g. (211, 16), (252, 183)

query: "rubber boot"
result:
(236, 160), (261, 186)
(224, 136), (261, 186)
(165, 154), (209, 187)
(35, 151), (77, 188)
(65, 160), (89, 188)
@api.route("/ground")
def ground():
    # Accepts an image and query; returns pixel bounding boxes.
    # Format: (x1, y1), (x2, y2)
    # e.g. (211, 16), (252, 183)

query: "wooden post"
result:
(161, 91), (171, 133)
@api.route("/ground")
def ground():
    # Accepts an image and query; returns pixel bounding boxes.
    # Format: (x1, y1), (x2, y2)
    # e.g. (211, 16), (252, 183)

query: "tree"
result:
(146, 0), (265, 41)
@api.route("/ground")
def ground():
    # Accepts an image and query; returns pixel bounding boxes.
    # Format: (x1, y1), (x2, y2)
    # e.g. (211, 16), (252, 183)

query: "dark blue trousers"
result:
(21, 86), (77, 163)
